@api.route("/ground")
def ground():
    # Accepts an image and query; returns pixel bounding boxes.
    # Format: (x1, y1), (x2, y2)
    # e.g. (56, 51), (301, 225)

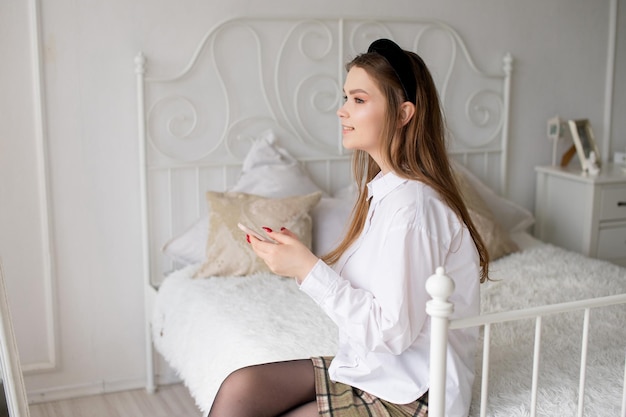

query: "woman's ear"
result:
(399, 102), (416, 127)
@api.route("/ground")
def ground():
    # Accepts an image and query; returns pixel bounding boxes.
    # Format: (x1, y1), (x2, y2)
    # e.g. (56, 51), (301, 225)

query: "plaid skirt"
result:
(311, 357), (428, 417)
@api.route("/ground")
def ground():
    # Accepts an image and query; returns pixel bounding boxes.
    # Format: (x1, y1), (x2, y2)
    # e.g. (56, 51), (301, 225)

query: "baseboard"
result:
(26, 373), (182, 405)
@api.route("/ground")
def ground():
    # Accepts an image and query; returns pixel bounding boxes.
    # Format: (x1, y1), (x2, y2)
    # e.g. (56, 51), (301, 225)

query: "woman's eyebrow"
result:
(346, 88), (368, 95)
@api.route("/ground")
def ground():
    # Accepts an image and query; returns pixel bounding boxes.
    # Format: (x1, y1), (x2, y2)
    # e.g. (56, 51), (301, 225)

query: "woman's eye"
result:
(342, 94), (364, 104)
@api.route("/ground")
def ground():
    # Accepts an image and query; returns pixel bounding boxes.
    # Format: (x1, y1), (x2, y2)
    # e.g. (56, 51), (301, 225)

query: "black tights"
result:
(208, 359), (319, 417)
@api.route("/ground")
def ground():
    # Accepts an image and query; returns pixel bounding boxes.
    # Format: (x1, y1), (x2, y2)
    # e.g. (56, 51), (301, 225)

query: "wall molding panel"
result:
(25, 0), (58, 374)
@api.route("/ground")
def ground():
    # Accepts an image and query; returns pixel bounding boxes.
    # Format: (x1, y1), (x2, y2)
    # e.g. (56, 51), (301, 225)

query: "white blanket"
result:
(152, 267), (338, 412)
(152, 243), (626, 416)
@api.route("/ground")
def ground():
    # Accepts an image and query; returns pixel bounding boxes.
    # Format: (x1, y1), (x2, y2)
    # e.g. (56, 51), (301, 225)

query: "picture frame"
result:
(547, 115), (564, 141)
(568, 119), (601, 171)
(547, 115), (566, 166)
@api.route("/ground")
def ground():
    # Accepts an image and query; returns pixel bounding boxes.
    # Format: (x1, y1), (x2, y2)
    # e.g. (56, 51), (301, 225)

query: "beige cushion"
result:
(451, 161), (534, 233)
(194, 191), (322, 278)
(454, 171), (519, 261)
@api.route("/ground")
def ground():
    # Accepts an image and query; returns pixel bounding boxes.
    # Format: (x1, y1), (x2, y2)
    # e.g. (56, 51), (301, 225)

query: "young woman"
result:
(208, 38), (489, 417)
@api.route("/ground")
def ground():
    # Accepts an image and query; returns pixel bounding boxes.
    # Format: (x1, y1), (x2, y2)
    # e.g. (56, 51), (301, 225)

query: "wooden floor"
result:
(29, 384), (203, 417)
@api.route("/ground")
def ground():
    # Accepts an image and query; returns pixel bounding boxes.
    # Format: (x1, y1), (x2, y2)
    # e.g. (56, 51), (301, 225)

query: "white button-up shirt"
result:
(300, 171), (480, 417)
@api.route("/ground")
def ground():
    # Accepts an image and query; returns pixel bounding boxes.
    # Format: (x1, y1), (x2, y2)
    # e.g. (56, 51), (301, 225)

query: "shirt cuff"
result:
(298, 259), (339, 305)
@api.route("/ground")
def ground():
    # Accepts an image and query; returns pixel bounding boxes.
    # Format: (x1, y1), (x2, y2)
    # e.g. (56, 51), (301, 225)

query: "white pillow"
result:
(230, 130), (326, 198)
(451, 162), (535, 233)
(311, 184), (356, 256)
(162, 216), (208, 266)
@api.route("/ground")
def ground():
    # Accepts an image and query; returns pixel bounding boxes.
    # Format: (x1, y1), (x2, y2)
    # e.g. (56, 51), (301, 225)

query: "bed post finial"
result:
(426, 267), (455, 303)
(502, 52), (513, 76)
(425, 267), (455, 417)
(135, 52), (146, 75)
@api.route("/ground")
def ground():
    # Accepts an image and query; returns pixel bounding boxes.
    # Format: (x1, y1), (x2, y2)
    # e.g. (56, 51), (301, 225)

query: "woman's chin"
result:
(341, 137), (356, 150)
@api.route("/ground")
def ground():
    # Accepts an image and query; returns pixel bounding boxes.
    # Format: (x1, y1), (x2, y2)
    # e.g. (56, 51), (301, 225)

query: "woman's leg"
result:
(281, 400), (319, 417)
(208, 359), (318, 417)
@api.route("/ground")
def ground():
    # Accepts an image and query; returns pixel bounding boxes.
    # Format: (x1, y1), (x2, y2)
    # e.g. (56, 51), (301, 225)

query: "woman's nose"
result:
(337, 104), (347, 118)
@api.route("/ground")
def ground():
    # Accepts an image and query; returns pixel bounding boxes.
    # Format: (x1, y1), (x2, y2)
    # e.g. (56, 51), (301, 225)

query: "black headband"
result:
(367, 39), (416, 104)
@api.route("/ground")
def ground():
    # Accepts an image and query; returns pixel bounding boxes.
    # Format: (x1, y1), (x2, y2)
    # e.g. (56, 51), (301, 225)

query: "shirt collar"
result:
(366, 171), (408, 202)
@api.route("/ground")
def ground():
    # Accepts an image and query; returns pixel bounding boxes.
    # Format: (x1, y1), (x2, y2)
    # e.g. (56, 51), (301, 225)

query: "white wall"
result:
(0, 0), (624, 403)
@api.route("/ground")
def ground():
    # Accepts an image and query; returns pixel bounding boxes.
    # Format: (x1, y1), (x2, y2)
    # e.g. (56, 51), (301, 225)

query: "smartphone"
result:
(237, 223), (277, 243)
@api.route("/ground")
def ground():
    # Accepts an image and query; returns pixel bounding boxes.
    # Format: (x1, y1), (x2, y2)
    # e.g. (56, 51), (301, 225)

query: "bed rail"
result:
(426, 268), (626, 417)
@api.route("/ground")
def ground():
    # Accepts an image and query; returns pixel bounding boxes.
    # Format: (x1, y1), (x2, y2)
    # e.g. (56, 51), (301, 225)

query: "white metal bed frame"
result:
(135, 16), (514, 403)
(426, 268), (626, 417)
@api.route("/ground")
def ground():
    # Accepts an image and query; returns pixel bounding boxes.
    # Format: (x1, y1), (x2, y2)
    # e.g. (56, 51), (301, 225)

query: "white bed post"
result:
(425, 267), (455, 417)
(135, 52), (156, 394)
(500, 52), (513, 197)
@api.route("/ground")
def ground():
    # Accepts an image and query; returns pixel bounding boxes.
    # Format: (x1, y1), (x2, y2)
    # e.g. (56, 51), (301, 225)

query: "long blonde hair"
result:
(322, 50), (489, 282)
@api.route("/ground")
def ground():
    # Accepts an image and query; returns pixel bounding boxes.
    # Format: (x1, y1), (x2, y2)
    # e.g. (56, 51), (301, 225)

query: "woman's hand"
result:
(248, 227), (319, 283)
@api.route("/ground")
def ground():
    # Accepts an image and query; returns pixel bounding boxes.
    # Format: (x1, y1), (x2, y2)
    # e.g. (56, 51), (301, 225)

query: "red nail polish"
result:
(280, 227), (286, 231)
(246, 234), (251, 243)
(262, 227), (273, 233)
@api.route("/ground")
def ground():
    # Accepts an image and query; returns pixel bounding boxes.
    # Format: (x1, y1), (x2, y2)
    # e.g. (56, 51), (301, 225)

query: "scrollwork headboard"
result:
(135, 16), (512, 286)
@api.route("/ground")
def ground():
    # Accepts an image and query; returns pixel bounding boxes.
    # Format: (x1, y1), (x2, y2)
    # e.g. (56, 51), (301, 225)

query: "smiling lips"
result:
(342, 125), (354, 132)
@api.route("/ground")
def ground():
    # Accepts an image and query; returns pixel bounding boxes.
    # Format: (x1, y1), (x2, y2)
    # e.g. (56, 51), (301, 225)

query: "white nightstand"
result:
(534, 163), (626, 267)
